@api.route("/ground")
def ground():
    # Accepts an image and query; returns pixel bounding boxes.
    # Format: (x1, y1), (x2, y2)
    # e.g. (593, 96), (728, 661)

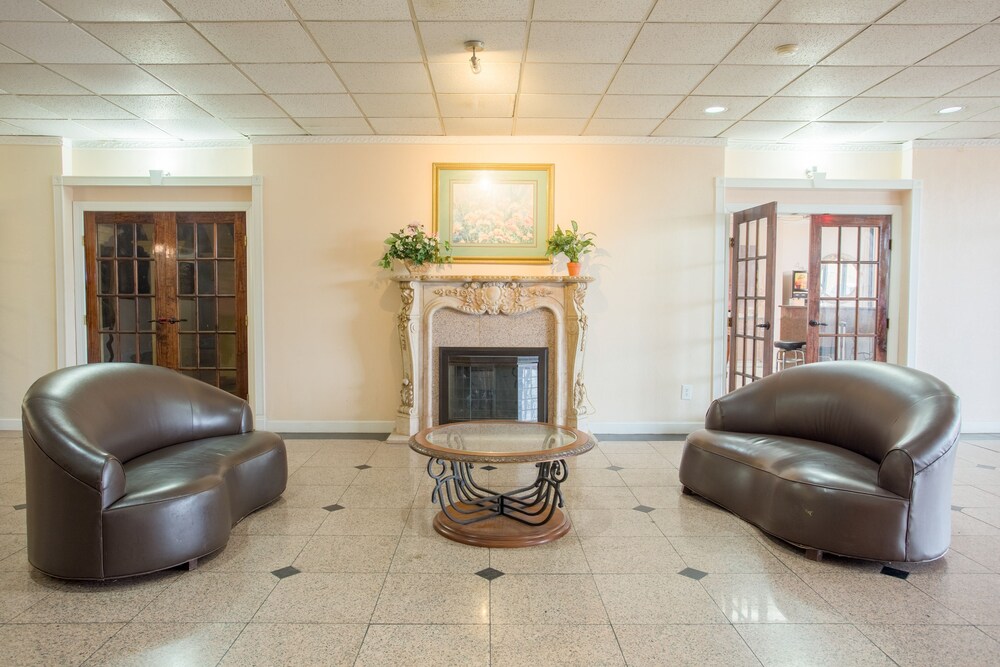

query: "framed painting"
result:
(432, 163), (554, 263)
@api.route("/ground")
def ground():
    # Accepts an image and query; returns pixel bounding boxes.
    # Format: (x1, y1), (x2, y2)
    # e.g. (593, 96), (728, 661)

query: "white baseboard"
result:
(587, 421), (702, 435)
(261, 419), (394, 434)
(0, 419), (20, 432)
(962, 422), (1000, 434)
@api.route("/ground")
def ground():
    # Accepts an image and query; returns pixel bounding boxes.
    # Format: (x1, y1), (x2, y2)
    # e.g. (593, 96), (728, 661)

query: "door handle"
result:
(755, 322), (771, 330)
(808, 320), (827, 327)
(149, 317), (187, 324)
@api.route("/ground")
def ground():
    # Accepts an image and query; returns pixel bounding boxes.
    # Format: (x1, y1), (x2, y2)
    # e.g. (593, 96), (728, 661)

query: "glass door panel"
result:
(729, 202), (777, 391)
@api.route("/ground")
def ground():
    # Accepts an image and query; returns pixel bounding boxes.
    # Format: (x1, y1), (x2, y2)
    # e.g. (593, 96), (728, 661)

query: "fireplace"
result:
(439, 347), (548, 424)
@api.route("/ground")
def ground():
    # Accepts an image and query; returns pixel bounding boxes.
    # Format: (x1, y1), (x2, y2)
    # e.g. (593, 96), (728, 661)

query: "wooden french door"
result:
(807, 215), (891, 363)
(84, 211), (248, 399)
(728, 202), (777, 391)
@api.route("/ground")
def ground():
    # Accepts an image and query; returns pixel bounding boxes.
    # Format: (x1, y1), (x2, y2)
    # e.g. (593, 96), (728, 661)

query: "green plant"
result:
(378, 223), (452, 269)
(544, 220), (596, 263)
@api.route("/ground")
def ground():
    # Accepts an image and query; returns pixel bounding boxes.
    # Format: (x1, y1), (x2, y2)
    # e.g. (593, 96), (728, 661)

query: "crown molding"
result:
(249, 134), (727, 147)
(725, 140), (904, 152)
(69, 139), (251, 149)
(0, 136), (63, 146)
(911, 138), (1000, 149)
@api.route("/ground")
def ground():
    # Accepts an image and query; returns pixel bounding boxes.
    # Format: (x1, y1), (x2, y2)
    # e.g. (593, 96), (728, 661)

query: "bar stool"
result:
(775, 340), (806, 369)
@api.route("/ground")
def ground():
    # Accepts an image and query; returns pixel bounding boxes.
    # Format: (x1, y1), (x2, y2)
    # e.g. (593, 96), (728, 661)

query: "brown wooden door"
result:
(728, 202), (777, 391)
(84, 211), (248, 399)
(806, 214), (891, 363)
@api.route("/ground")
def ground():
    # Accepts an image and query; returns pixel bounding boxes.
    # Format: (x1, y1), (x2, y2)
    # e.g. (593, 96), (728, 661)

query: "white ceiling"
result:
(1, 0), (1000, 143)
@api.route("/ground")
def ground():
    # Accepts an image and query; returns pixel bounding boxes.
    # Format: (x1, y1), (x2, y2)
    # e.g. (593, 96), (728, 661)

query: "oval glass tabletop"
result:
(409, 420), (594, 463)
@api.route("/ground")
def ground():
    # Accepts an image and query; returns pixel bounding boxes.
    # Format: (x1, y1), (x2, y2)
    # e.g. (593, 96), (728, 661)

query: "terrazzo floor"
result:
(1, 430), (1000, 666)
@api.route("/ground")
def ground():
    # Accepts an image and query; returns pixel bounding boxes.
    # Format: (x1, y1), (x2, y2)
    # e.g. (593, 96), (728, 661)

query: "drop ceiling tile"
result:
(0, 22), (126, 63)
(745, 96), (849, 121)
(150, 118), (246, 140)
(584, 118), (661, 135)
(514, 118), (587, 134)
(369, 117), (442, 135)
(412, 0), (530, 21)
(923, 121), (1000, 138)
(310, 22), (422, 63)
(0, 0), (66, 21)
(783, 121), (881, 142)
(898, 97), (1000, 120)
(777, 66), (902, 96)
(651, 118), (734, 137)
(627, 23), (752, 64)
(517, 94), (600, 118)
(521, 64), (616, 94)
(103, 95), (211, 119)
(437, 93), (514, 117)
(20, 95), (135, 119)
(194, 22), (325, 63)
(144, 65), (258, 94)
(822, 25), (978, 66)
(527, 22), (639, 64)
(764, 0), (900, 23)
(189, 94), (287, 119)
(879, 0), (1000, 24)
(241, 64), (346, 94)
(648, 0), (772, 22)
(297, 117), (373, 134)
(42, 0), (180, 21)
(12, 118), (105, 138)
(47, 65), (174, 94)
(862, 66), (999, 97)
(970, 106), (1000, 121)
(168, 0), (295, 20)
(290, 0), (410, 20)
(419, 22), (526, 63)
(354, 93), (438, 117)
(724, 24), (864, 66)
(951, 70), (1000, 96)
(534, 0), (653, 21)
(820, 97), (931, 121)
(0, 120), (31, 134)
(860, 121), (956, 141)
(428, 62), (520, 94)
(82, 23), (226, 64)
(334, 63), (432, 94)
(0, 64), (88, 94)
(271, 93), (361, 117)
(721, 120), (807, 140)
(443, 117), (513, 134)
(595, 95), (681, 118)
(670, 96), (767, 119)
(0, 95), (59, 118)
(75, 118), (172, 138)
(0, 44), (29, 63)
(608, 64), (713, 95)
(224, 118), (306, 135)
(921, 26), (1000, 66)
(696, 65), (807, 96)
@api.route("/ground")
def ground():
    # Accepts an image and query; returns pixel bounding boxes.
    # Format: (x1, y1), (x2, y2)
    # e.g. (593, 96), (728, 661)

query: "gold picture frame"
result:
(432, 163), (554, 263)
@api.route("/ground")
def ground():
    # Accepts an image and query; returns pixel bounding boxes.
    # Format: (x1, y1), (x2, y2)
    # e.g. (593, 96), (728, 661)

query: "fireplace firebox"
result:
(439, 347), (548, 424)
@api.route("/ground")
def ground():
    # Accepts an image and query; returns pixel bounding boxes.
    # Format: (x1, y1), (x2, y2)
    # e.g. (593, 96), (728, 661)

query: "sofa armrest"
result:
(877, 394), (961, 498)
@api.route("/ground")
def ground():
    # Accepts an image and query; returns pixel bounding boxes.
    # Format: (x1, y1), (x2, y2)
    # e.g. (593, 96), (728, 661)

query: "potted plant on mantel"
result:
(378, 222), (452, 274)
(545, 220), (596, 276)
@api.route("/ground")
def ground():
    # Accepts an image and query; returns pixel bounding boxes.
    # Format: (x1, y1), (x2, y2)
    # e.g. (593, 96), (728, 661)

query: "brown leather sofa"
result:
(22, 363), (287, 580)
(680, 361), (960, 562)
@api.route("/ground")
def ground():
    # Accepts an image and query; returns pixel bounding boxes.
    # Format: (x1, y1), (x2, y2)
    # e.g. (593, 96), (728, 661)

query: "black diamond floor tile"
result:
(323, 504), (345, 512)
(678, 567), (708, 580)
(481, 465), (497, 471)
(951, 505), (965, 511)
(12, 503), (25, 510)
(606, 465), (624, 471)
(881, 566), (909, 580)
(355, 464), (372, 470)
(271, 566), (301, 579)
(633, 505), (655, 513)
(475, 567), (504, 581)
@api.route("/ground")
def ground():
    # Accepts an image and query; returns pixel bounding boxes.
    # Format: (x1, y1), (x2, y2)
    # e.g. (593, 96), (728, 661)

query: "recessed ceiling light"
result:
(937, 105), (964, 114)
(704, 105), (727, 114)
(775, 43), (799, 56)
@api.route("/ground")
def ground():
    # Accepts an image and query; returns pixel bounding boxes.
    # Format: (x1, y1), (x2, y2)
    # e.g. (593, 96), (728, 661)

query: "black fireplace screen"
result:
(439, 347), (548, 424)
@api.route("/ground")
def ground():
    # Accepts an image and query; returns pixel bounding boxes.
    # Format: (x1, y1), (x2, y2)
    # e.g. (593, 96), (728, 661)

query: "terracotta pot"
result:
(566, 261), (582, 276)
(403, 260), (430, 275)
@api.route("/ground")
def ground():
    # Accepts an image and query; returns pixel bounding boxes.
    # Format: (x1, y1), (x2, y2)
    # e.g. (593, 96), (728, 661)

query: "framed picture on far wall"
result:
(792, 270), (808, 296)
(432, 163), (554, 263)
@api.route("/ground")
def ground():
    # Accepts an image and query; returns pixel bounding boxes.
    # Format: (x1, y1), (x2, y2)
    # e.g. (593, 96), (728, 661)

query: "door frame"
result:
(714, 177), (923, 400)
(51, 175), (268, 426)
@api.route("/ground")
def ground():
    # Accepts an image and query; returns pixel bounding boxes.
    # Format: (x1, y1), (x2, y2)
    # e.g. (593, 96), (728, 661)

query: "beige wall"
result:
(0, 144), (62, 423)
(253, 142), (724, 430)
(727, 146), (905, 180)
(69, 146), (252, 177)
(912, 145), (1000, 429)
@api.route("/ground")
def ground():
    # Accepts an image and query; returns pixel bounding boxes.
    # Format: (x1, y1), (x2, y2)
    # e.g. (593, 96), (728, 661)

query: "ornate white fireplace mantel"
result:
(387, 274), (595, 442)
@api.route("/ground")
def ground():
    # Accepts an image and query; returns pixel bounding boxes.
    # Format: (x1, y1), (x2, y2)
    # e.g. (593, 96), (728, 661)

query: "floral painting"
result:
(433, 164), (553, 263)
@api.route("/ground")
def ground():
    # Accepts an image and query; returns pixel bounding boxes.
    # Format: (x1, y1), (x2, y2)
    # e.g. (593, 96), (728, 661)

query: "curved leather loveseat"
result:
(680, 361), (960, 562)
(22, 363), (287, 580)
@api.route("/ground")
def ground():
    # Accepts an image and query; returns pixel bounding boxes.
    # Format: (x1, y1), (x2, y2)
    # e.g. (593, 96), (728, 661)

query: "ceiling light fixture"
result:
(704, 105), (727, 114)
(775, 43), (800, 56)
(465, 40), (485, 75)
(937, 105), (964, 114)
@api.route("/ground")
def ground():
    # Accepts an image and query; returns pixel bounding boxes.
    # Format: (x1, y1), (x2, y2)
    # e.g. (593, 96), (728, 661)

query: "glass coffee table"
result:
(409, 421), (594, 547)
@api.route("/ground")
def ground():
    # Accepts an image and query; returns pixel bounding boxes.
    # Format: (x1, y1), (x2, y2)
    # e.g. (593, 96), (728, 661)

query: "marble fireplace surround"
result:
(388, 275), (594, 442)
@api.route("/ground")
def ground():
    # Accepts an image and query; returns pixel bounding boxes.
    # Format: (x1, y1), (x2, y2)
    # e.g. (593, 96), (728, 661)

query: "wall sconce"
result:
(464, 40), (484, 75)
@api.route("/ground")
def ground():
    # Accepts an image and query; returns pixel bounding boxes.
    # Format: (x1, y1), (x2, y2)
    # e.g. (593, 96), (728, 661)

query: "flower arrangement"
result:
(545, 220), (596, 264)
(378, 223), (452, 269)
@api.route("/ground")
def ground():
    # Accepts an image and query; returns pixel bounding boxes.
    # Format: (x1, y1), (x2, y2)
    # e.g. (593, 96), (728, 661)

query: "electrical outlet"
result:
(681, 384), (693, 400)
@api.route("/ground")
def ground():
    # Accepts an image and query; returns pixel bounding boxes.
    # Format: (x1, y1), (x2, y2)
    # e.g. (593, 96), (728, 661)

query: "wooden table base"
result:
(432, 501), (571, 548)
